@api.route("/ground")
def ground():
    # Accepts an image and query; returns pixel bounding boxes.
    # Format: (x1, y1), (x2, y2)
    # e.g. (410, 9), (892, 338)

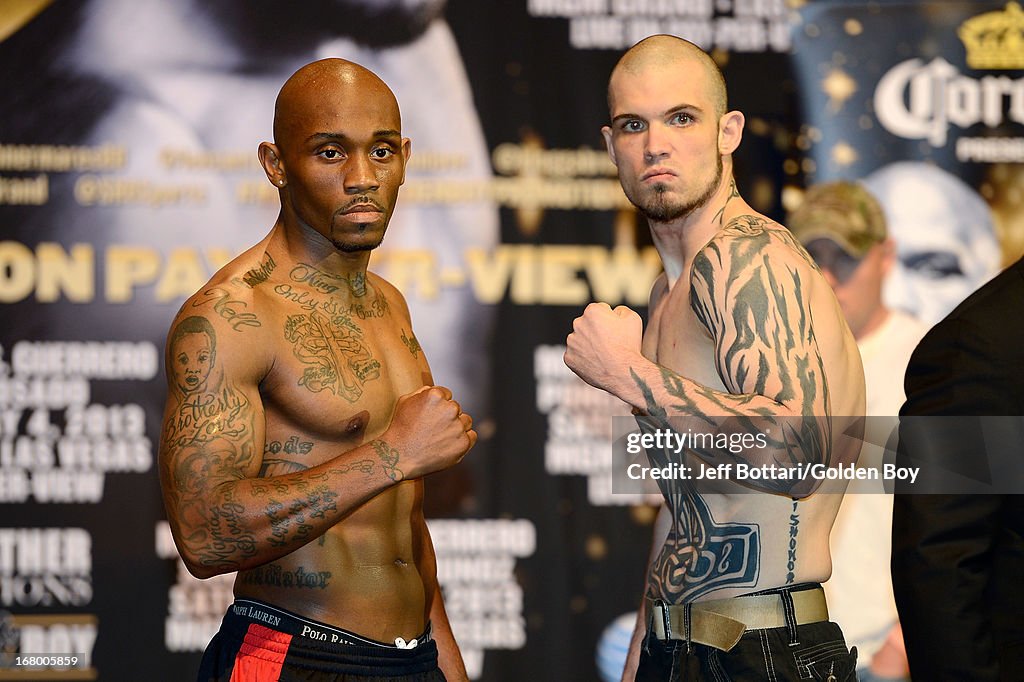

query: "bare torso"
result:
(203, 232), (434, 640)
(641, 221), (864, 603)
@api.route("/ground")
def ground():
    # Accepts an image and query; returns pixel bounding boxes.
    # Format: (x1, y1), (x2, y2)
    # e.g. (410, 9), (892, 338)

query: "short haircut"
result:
(608, 35), (728, 118)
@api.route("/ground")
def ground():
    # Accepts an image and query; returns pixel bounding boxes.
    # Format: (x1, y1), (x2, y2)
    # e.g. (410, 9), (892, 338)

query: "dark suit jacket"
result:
(892, 256), (1024, 681)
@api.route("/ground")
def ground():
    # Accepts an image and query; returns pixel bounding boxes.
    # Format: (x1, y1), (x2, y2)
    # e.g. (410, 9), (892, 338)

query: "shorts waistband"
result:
(647, 583), (828, 651)
(227, 599), (432, 650)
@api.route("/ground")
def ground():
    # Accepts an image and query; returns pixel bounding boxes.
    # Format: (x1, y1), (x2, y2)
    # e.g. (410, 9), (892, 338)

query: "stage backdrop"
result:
(0, 1), (1020, 680)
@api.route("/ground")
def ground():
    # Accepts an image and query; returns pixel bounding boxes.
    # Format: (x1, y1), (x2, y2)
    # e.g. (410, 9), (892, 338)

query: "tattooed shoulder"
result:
(721, 213), (774, 236)
(400, 329), (422, 358)
(187, 281), (262, 332)
(693, 215), (819, 293)
(688, 214), (829, 411)
(716, 215), (821, 273)
(367, 273), (413, 322)
(241, 251), (278, 288)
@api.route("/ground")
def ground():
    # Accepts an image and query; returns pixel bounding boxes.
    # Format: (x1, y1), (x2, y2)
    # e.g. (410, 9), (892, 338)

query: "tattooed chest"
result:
(261, 315), (423, 455)
(259, 422), (374, 476)
(258, 344), (403, 468)
(262, 281), (420, 406)
(280, 308), (385, 400)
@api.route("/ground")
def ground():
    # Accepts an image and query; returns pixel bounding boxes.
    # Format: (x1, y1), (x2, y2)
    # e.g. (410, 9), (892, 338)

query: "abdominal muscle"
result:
(232, 481), (428, 643)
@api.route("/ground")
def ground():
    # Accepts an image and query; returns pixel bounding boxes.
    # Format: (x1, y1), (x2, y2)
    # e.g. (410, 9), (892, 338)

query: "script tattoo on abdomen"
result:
(239, 564), (332, 590)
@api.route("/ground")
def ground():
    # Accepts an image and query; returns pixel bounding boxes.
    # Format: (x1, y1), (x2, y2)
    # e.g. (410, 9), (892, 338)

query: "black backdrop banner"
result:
(1, 1), (1020, 680)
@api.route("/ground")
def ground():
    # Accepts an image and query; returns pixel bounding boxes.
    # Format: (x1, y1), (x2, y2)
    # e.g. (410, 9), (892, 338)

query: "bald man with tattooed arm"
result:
(564, 36), (865, 681)
(158, 59), (473, 682)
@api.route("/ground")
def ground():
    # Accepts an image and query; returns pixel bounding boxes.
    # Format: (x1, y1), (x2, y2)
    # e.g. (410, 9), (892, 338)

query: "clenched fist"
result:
(382, 386), (476, 480)
(564, 302), (644, 393)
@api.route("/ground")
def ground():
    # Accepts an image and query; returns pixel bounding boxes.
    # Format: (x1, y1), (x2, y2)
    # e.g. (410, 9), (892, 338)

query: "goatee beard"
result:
(335, 236), (384, 253)
(637, 155), (723, 223)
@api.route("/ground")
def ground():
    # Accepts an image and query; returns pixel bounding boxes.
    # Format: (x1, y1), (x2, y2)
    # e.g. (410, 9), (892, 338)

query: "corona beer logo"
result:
(874, 57), (1024, 147)
(873, 3), (1024, 149)
(959, 2), (1024, 70)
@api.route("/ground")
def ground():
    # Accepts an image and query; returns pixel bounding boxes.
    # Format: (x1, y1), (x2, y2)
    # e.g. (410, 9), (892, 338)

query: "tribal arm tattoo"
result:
(626, 217), (832, 497)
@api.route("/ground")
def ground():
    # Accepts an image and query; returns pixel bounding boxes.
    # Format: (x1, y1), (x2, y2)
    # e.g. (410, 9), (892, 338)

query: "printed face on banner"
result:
(275, 77), (410, 253)
(603, 60), (723, 223)
(862, 162), (1001, 325)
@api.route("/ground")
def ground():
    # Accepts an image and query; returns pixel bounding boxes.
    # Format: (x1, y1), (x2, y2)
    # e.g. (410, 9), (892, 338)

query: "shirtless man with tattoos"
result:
(564, 36), (866, 680)
(159, 59), (473, 682)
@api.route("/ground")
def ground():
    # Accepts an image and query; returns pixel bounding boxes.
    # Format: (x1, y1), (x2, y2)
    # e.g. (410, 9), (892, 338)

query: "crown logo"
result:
(959, 2), (1024, 69)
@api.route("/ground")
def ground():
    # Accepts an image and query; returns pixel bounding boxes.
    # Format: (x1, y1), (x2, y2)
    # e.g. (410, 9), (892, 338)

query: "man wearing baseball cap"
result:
(789, 180), (928, 682)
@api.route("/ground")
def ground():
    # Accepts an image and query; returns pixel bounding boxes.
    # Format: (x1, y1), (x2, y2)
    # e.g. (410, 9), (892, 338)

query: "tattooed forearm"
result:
(239, 564), (332, 590)
(630, 367), (829, 495)
(189, 498), (259, 571)
(371, 439), (404, 481)
(265, 500), (308, 547)
(264, 485), (340, 547)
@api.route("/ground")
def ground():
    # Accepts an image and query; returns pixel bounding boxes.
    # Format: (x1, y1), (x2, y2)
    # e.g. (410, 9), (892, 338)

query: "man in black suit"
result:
(892, 255), (1024, 681)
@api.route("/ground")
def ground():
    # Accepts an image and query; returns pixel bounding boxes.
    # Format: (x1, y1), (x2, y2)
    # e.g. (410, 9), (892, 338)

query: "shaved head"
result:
(600, 35), (744, 225)
(259, 57), (410, 253)
(273, 58), (402, 146)
(608, 35), (727, 118)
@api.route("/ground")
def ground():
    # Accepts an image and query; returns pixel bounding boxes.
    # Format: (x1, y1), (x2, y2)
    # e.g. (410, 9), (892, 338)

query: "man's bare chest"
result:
(643, 287), (725, 391)
(255, 282), (428, 461)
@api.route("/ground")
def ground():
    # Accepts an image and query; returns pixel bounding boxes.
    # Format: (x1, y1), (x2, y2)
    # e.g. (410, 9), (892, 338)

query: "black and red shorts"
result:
(198, 598), (445, 682)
